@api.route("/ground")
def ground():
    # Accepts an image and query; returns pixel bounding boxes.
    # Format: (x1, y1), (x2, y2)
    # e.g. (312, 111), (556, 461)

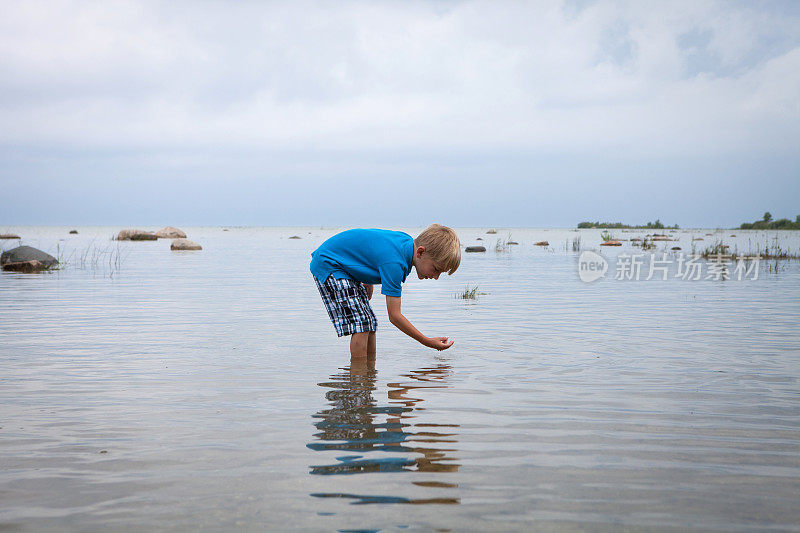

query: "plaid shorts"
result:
(314, 275), (378, 337)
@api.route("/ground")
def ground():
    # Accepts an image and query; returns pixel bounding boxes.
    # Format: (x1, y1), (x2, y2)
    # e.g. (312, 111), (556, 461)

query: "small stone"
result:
(155, 226), (187, 239)
(486, 229), (497, 234)
(600, 240), (623, 246)
(0, 234), (20, 239)
(289, 235), (302, 239)
(117, 229), (157, 241)
(534, 241), (549, 246)
(2, 260), (47, 273)
(465, 246), (486, 252)
(69, 230), (78, 234)
(671, 246), (682, 250)
(507, 241), (519, 245)
(476, 237), (483, 241)
(99, 450), (108, 454)
(1, 246), (58, 267)
(171, 239), (202, 251)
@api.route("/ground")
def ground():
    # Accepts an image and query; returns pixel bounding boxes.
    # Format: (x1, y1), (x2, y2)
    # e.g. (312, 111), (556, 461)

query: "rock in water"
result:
(2, 260), (47, 273)
(465, 246), (486, 252)
(171, 239), (202, 251)
(117, 229), (157, 241)
(600, 240), (623, 246)
(0, 234), (21, 239)
(289, 235), (302, 239)
(1, 246), (58, 267)
(155, 226), (187, 239)
(534, 241), (549, 246)
(69, 230), (78, 234)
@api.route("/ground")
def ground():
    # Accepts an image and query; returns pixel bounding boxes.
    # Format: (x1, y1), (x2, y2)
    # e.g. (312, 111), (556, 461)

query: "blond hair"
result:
(415, 224), (461, 275)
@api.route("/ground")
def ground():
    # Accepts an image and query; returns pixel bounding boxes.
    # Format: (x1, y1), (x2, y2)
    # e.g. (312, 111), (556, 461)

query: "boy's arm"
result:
(386, 296), (454, 351)
(363, 283), (373, 300)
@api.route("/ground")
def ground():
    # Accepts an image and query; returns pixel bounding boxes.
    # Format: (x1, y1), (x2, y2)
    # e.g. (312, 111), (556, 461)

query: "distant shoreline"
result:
(577, 212), (800, 231)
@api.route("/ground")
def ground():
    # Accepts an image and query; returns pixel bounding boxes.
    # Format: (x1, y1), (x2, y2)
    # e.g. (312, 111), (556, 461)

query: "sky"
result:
(1, 0), (799, 228)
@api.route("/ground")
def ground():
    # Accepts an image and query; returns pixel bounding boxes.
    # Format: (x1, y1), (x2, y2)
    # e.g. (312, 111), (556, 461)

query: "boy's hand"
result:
(386, 295), (453, 351)
(364, 283), (373, 300)
(425, 337), (454, 351)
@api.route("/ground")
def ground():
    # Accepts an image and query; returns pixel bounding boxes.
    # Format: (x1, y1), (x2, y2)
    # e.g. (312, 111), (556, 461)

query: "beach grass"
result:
(456, 285), (480, 299)
(56, 240), (129, 272)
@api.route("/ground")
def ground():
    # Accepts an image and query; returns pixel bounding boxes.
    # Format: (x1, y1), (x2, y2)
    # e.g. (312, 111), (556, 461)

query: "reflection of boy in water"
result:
(310, 361), (459, 477)
(386, 365), (460, 474)
(315, 361), (381, 452)
(310, 224), (461, 360)
(310, 360), (415, 475)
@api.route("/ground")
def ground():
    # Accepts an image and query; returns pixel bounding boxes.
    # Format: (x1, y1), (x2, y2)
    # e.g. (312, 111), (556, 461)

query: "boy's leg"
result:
(350, 332), (370, 359)
(367, 331), (376, 358)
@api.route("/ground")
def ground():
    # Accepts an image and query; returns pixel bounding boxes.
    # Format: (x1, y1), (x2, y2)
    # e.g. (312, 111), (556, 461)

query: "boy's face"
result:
(414, 247), (445, 280)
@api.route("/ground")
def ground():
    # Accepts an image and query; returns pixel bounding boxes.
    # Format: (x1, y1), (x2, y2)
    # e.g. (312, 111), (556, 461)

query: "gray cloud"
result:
(1, 1), (798, 228)
(1, 0), (798, 155)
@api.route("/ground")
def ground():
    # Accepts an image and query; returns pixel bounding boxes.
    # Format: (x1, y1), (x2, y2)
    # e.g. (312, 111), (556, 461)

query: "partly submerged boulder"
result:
(155, 226), (187, 239)
(69, 230), (78, 234)
(0, 234), (21, 239)
(534, 241), (549, 246)
(171, 239), (202, 251)
(289, 235), (302, 239)
(600, 240), (623, 246)
(486, 229), (497, 234)
(1, 245), (58, 267)
(465, 246), (486, 252)
(117, 229), (157, 241)
(2, 260), (48, 273)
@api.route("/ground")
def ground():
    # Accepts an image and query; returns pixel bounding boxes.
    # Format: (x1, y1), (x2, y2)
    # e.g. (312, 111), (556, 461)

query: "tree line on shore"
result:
(577, 220), (678, 229)
(576, 212), (800, 230)
(738, 212), (800, 230)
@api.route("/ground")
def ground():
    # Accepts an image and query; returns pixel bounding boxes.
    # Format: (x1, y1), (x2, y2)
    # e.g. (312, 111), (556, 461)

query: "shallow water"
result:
(1, 226), (799, 532)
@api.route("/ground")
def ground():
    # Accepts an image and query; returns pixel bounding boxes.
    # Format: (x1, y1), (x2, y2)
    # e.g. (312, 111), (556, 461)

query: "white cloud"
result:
(0, 0), (798, 156)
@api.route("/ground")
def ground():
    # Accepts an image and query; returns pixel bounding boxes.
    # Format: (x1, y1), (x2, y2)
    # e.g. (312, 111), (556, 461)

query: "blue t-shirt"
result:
(310, 229), (414, 297)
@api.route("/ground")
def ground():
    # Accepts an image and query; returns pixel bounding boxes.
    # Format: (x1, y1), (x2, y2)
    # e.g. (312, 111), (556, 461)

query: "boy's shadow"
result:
(307, 358), (460, 504)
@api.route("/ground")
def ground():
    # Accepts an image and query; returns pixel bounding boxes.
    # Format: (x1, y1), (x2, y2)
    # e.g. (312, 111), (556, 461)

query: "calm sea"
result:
(1, 226), (799, 532)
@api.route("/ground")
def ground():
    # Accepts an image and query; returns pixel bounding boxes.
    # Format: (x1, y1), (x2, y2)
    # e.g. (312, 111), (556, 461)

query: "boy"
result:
(310, 224), (461, 359)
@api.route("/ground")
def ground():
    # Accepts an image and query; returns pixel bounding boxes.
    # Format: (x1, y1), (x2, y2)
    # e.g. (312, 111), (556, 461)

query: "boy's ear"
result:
(416, 245), (426, 256)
